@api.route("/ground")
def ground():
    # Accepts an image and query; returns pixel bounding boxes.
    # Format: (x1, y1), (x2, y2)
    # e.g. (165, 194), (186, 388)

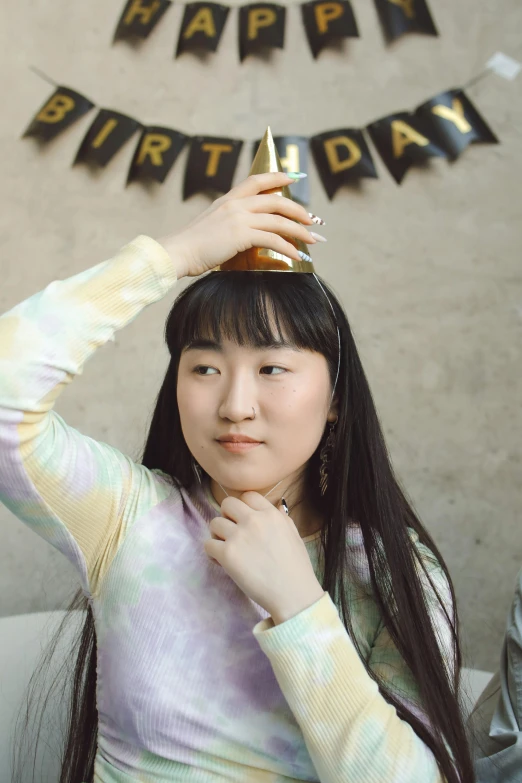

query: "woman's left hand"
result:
(204, 491), (325, 624)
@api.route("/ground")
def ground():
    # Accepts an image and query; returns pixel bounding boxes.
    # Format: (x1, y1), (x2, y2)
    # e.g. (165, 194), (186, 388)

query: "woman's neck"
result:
(209, 477), (323, 539)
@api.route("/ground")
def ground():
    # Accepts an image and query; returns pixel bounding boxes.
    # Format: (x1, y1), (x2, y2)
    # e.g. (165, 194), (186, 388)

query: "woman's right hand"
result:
(156, 172), (321, 279)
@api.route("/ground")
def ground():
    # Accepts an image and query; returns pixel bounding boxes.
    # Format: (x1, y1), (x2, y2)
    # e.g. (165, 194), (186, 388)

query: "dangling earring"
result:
(319, 417), (338, 495)
(192, 457), (203, 485)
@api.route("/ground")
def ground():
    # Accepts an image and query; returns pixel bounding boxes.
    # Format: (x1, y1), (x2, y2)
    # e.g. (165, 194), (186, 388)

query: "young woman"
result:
(1, 171), (475, 783)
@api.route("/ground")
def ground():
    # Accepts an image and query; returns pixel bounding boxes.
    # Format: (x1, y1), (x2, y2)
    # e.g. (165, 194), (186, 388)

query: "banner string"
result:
(461, 69), (494, 91)
(28, 62), (495, 144)
(29, 66), (58, 88)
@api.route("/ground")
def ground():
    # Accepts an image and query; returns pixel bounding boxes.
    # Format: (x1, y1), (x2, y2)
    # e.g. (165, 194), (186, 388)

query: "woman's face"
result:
(177, 335), (338, 494)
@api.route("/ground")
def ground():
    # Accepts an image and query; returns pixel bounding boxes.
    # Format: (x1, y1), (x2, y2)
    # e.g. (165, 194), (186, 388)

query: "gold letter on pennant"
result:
(431, 98), (472, 134)
(202, 143), (233, 176)
(92, 118), (119, 148)
(123, 0), (162, 26)
(280, 144), (300, 176)
(137, 133), (172, 166)
(36, 94), (76, 124)
(324, 136), (362, 172)
(314, 3), (344, 34)
(391, 120), (429, 158)
(183, 8), (217, 39)
(248, 8), (277, 40)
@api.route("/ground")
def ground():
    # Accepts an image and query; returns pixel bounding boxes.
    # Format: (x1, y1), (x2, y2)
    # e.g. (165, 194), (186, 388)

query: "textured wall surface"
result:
(0, 0), (521, 673)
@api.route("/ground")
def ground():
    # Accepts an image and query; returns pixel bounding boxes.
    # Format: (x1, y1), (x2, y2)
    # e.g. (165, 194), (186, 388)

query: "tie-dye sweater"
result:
(0, 235), (455, 783)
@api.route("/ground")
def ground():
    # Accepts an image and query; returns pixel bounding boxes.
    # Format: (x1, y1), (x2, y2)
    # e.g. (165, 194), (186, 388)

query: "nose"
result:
(218, 373), (257, 422)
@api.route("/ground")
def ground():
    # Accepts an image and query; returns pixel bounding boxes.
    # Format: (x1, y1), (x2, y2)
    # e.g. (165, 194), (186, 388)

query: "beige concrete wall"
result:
(0, 0), (521, 673)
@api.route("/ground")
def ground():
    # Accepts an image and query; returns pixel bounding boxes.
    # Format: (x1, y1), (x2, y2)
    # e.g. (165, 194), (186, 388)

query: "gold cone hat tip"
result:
(216, 126), (315, 273)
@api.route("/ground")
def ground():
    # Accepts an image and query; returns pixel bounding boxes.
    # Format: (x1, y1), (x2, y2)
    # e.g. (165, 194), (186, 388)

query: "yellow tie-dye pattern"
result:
(253, 589), (448, 782)
(2, 236), (177, 595)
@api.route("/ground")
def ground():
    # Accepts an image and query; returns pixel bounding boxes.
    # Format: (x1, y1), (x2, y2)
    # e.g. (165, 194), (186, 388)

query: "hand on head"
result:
(156, 172), (321, 279)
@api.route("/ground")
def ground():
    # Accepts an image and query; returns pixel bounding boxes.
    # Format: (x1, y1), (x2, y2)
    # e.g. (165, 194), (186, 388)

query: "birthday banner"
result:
(21, 82), (498, 201)
(113, 0), (438, 60)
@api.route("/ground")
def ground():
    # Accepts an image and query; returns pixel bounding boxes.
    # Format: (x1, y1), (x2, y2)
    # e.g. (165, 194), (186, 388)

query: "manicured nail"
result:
(310, 231), (327, 243)
(298, 250), (312, 263)
(308, 212), (326, 226)
(287, 172), (307, 180)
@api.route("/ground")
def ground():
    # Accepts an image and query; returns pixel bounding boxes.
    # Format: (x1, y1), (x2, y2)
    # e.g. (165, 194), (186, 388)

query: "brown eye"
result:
(261, 366), (286, 375)
(194, 366), (218, 375)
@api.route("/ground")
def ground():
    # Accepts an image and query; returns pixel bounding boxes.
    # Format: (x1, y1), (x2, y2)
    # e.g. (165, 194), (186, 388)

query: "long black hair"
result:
(13, 270), (476, 782)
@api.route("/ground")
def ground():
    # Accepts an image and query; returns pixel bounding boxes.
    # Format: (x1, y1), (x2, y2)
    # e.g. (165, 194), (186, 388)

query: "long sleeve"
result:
(252, 539), (455, 783)
(0, 234), (179, 597)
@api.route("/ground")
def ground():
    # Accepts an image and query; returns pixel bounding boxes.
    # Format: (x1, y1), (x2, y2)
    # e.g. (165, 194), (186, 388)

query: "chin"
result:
(208, 464), (280, 493)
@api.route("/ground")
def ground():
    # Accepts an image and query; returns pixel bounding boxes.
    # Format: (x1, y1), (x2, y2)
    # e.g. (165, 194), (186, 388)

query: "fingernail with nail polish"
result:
(298, 251), (312, 263)
(308, 213), (326, 226)
(287, 172), (307, 180)
(310, 232), (327, 243)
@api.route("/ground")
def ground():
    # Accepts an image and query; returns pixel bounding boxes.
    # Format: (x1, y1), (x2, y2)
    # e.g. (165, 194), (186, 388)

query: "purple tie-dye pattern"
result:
(94, 486), (318, 779)
(0, 235), (454, 782)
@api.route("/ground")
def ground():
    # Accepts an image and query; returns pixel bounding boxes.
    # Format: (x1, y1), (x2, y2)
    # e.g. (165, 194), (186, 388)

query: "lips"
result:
(217, 435), (261, 443)
(216, 440), (263, 454)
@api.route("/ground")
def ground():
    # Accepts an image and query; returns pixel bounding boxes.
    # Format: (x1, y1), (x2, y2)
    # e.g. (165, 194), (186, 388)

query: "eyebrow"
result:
(184, 338), (300, 352)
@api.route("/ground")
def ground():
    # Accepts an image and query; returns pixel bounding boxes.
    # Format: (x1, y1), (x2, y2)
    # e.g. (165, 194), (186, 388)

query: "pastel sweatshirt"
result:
(0, 235), (455, 783)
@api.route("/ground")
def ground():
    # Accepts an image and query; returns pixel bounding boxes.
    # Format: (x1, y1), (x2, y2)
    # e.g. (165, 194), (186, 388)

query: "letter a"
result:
(183, 8), (217, 39)
(391, 120), (429, 158)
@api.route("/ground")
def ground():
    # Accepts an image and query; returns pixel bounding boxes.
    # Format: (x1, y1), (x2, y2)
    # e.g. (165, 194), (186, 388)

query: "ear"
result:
(327, 395), (339, 423)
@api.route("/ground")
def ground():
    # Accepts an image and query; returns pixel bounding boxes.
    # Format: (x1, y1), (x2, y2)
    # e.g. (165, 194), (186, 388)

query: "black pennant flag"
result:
(301, 0), (359, 60)
(252, 135), (310, 204)
(176, 3), (231, 57)
(367, 112), (446, 184)
(415, 89), (499, 161)
(73, 109), (142, 167)
(183, 136), (243, 199)
(22, 86), (95, 142)
(373, 0), (437, 43)
(239, 4), (286, 62)
(113, 0), (172, 42)
(127, 127), (189, 185)
(311, 128), (377, 199)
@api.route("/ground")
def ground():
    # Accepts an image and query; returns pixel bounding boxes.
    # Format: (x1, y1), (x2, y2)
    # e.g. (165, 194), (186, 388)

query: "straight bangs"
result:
(166, 272), (338, 378)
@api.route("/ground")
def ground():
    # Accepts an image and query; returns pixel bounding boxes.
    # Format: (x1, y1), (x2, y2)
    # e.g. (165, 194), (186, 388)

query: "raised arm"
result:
(0, 235), (179, 597)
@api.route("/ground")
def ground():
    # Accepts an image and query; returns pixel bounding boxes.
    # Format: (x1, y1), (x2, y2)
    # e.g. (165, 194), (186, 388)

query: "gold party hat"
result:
(216, 126), (315, 272)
